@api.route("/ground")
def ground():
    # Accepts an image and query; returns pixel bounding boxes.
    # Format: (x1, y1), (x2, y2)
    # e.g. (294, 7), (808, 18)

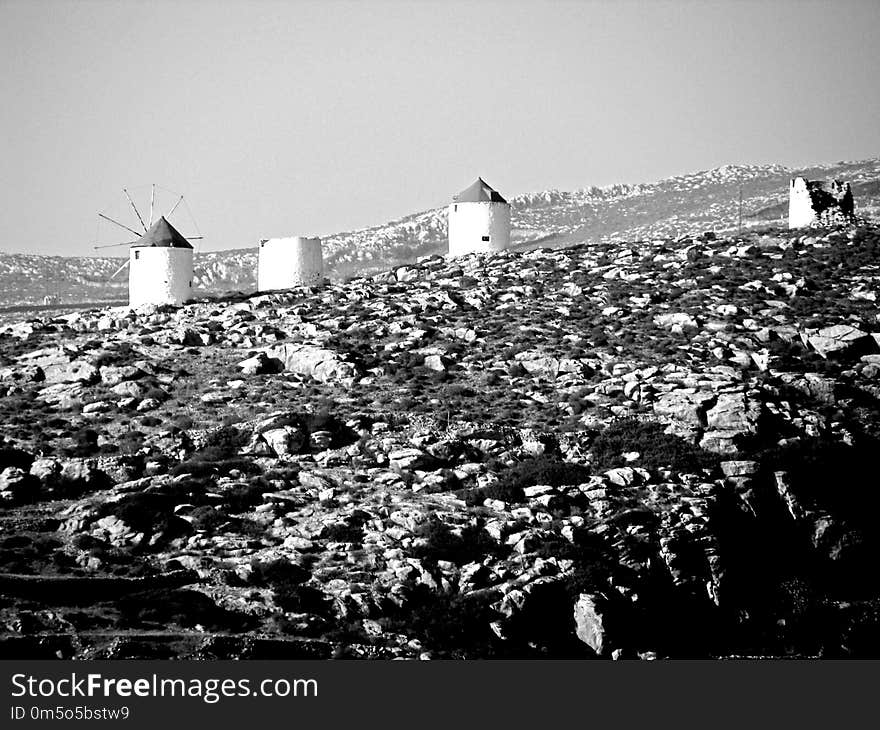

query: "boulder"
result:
(170, 328), (206, 347)
(394, 266), (420, 283)
(0, 467), (39, 503)
(720, 460), (757, 477)
(309, 430), (333, 450)
(704, 392), (760, 434)
(698, 430), (741, 455)
(604, 467), (643, 487)
(573, 593), (609, 656)
(517, 354), (561, 379)
(0, 365), (44, 382)
(60, 460), (112, 493)
(99, 365), (146, 386)
(241, 433), (273, 456)
(423, 354), (446, 372)
(773, 471), (803, 521)
(807, 325), (877, 360)
(256, 344), (358, 384)
(82, 401), (112, 414)
(653, 389), (715, 428)
(94, 515), (137, 546)
(653, 312), (699, 332)
(781, 373), (839, 405)
(298, 471), (336, 491)
(492, 577), (573, 645)
(30, 458), (112, 495)
(29, 458), (62, 484)
(237, 352), (283, 376)
(262, 426), (308, 457)
(389, 448), (436, 472)
(38, 383), (84, 410)
(43, 360), (99, 385)
(110, 381), (150, 399)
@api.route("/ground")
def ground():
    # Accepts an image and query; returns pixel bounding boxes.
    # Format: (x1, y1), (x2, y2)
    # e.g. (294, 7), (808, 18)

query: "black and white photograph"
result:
(1, 0), (880, 689)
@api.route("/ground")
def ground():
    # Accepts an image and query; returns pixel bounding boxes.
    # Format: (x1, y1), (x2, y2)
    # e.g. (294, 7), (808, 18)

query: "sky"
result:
(1, 0), (879, 256)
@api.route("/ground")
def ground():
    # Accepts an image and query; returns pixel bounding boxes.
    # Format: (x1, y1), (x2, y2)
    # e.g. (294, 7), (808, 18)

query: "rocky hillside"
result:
(2, 220), (880, 659)
(2, 158), (879, 316)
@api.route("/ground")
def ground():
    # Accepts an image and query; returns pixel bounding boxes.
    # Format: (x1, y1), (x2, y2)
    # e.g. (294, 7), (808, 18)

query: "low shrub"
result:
(116, 430), (145, 455)
(223, 482), (267, 512)
(273, 584), (331, 615)
(411, 519), (504, 566)
(196, 426), (249, 460)
(757, 437), (880, 530)
(591, 418), (719, 472)
(72, 428), (100, 457)
(98, 492), (192, 540)
(379, 584), (499, 657)
(0, 445), (33, 471)
(172, 414), (195, 430)
(169, 456), (260, 479)
(249, 558), (310, 589)
(187, 505), (226, 533)
(119, 588), (254, 632)
(320, 523), (364, 543)
(478, 456), (592, 504)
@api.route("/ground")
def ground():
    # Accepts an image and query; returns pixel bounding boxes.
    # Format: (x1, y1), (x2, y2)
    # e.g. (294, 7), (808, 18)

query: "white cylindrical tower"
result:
(128, 216), (194, 307)
(258, 236), (324, 291)
(448, 178), (511, 257)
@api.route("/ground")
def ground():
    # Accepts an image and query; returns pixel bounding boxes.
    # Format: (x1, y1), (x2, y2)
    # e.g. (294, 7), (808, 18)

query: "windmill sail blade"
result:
(94, 240), (137, 250)
(98, 213), (143, 238)
(166, 195), (184, 218)
(94, 236), (204, 250)
(148, 183), (155, 226)
(123, 188), (148, 232)
(108, 259), (130, 281)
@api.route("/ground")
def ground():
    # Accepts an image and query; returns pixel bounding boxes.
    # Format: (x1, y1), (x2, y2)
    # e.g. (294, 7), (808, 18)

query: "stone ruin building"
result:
(789, 176), (855, 229)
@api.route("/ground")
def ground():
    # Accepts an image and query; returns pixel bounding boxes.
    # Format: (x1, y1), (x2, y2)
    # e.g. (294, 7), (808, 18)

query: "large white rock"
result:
(807, 324), (876, 359)
(573, 593), (609, 655)
(258, 343), (358, 384)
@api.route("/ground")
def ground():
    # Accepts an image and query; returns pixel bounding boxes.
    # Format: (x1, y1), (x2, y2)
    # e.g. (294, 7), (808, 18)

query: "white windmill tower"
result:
(258, 236), (324, 292)
(95, 185), (203, 307)
(447, 177), (511, 256)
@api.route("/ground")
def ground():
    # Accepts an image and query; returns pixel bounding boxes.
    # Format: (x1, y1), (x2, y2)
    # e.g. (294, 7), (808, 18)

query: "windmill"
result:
(95, 185), (203, 307)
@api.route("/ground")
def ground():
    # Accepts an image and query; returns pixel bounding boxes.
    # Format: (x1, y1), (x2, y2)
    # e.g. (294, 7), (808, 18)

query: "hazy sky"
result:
(2, 0), (879, 256)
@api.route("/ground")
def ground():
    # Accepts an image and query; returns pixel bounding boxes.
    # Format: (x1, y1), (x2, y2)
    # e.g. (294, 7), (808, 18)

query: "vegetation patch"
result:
(410, 519), (506, 566)
(379, 585), (501, 658)
(466, 456), (592, 505)
(591, 418), (720, 472)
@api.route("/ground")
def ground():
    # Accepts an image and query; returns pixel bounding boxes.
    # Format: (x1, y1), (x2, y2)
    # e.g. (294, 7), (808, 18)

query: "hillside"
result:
(2, 157), (879, 317)
(2, 220), (880, 658)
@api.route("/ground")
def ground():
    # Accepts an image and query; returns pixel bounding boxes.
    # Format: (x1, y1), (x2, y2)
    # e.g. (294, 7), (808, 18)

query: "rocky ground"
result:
(2, 222), (880, 659)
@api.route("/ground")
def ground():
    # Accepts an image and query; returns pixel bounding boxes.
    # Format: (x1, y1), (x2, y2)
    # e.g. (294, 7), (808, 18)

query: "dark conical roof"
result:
(133, 216), (192, 249)
(453, 177), (507, 203)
